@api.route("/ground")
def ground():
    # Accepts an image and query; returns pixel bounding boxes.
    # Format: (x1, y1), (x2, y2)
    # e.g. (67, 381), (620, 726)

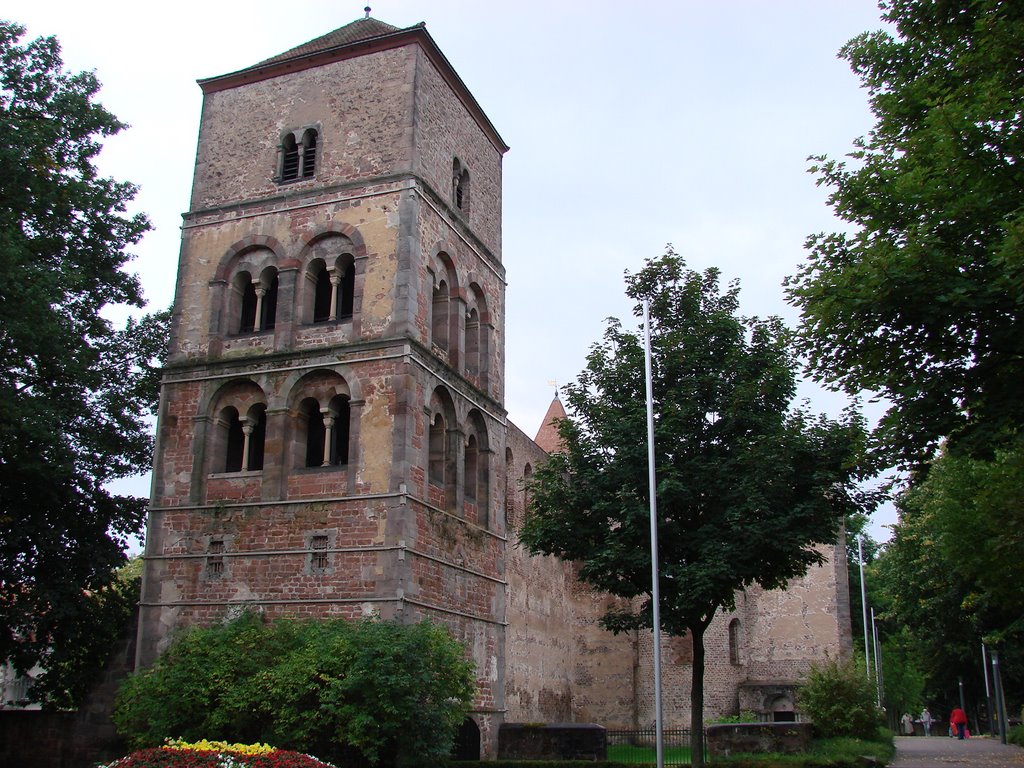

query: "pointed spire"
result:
(534, 396), (568, 454)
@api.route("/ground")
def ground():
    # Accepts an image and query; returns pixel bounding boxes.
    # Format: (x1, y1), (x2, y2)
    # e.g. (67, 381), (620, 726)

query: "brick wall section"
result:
(503, 422), (637, 728)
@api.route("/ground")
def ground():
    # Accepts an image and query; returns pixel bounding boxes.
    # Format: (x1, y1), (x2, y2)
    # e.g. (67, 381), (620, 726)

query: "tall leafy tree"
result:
(521, 248), (874, 766)
(785, 0), (1024, 467)
(871, 444), (1024, 718)
(0, 21), (165, 703)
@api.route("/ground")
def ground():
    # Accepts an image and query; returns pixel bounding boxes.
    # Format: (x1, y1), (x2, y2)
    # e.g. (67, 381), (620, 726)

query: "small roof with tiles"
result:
(253, 16), (411, 68)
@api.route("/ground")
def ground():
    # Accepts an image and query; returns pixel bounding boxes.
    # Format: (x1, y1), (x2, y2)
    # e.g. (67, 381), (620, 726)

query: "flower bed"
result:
(100, 740), (339, 768)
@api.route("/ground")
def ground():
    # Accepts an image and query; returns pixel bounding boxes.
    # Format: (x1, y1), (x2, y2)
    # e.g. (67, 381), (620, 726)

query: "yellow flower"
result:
(163, 739), (277, 755)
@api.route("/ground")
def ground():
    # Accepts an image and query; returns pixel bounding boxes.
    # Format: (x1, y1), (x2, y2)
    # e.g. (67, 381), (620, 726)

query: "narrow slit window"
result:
(311, 535), (329, 571)
(207, 540), (225, 576)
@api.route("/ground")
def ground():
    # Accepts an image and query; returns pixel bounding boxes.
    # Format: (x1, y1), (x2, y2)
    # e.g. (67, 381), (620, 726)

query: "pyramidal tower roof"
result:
(534, 397), (568, 454)
(254, 15), (410, 68)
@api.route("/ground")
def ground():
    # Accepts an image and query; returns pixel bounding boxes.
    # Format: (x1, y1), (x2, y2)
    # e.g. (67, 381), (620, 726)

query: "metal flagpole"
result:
(643, 299), (664, 768)
(858, 536), (871, 677)
(871, 607), (884, 707)
(982, 643), (994, 735)
(992, 650), (1008, 744)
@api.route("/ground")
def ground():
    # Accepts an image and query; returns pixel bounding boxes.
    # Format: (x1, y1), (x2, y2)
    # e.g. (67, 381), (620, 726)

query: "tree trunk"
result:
(690, 624), (706, 768)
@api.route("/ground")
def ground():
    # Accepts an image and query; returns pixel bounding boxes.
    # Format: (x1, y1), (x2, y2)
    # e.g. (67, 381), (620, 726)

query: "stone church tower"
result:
(138, 12), (852, 758)
(138, 13), (512, 752)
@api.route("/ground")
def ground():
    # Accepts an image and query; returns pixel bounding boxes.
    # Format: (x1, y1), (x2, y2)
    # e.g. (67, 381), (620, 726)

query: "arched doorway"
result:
(770, 694), (796, 722)
(452, 716), (481, 760)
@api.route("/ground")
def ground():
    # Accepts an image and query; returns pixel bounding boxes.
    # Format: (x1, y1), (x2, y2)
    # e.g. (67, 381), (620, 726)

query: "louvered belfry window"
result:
(281, 134), (300, 181)
(280, 127), (319, 182)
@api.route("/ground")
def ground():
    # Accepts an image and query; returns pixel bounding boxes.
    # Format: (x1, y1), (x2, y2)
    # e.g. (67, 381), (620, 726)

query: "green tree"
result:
(25, 557), (143, 709)
(914, 441), (1024, 615)
(785, 0), (1024, 467)
(878, 625), (927, 726)
(520, 248), (874, 767)
(872, 448), (1024, 718)
(114, 613), (476, 766)
(0, 21), (166, 701)
(798, 657), (882, 739)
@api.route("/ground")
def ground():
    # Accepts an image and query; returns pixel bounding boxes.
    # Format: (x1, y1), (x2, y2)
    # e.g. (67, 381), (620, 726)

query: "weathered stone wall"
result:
(633, 542), (852, 726)
(191, 47), (416, 211)
(412, 47), (503, 257)
(503, 423), (637, 728)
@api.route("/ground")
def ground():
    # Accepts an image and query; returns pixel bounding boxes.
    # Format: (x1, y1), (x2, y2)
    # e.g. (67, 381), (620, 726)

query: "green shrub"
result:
(114, 613), (475, 766)
(1008, 724), (1024, 746)
(796, 657), (883, 739)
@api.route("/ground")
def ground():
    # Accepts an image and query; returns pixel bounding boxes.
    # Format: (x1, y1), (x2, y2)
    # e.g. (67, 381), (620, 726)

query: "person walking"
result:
(902, 712), (915, 736)
(921, 708), (932, 737)
(950, 706), (968, 739)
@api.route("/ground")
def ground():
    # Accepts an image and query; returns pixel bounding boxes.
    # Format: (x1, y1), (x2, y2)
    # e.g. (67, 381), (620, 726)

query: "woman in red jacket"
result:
(950, 707), (968, 739)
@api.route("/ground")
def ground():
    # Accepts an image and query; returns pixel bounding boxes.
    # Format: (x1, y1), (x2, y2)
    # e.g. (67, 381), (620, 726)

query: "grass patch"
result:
(603, 733), (893, 767)
(711, 734), (894, 767)
(608, 743), (694, 764)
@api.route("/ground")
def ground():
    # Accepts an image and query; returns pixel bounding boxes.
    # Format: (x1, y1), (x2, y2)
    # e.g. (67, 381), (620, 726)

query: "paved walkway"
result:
(891, 735), (1024, 767)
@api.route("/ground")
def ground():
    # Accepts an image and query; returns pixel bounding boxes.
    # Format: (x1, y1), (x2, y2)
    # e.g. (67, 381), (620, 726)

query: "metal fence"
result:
(606, 728), (704, 766)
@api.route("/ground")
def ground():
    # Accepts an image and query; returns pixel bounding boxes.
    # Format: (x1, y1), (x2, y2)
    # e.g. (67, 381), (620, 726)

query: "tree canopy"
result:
(521, 248), (873, 766)
(0, 20), (166, 701)
(785, 0), (1024, 467)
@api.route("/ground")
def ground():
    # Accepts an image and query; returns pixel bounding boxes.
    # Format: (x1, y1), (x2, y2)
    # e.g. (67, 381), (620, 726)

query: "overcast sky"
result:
(14, 1), (895, 539)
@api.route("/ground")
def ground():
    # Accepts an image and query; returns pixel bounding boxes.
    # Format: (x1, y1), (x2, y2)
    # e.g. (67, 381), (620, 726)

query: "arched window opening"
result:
(237, 272), (257, 333)
(338, 265), (355, 319)
(457, 169), (470, 212)
(465, 434), (479, 501)
(222, 404), (266, 472)
(224, 407), (244, 472)
(308, 253), (354, 324)
(522, 464), (533, 519)
(465, 308), (480, 378)
(452, 158), (462, 207)
(246, 405), (267, 471)
(301, 395), (350, 467)
(281, 133), (300, 181)
(505, 447), (515, 527)
(301, 129), (318, 179)
(329, 395), (351, 465)
(452, 158), (470, 212)
(302, 398), (326, 467)
(429, 414), (446, 487)
(259, 269), (278, 331)
(729, 619), (742, 665)
(431, 280), (449, 352)
(466, 412), (489, 526)
(312, 261), (332, 323)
